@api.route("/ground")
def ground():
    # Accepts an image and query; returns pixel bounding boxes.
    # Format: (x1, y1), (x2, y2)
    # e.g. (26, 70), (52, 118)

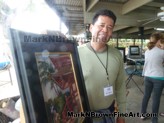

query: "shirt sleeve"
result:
(115, 54), (127, 114)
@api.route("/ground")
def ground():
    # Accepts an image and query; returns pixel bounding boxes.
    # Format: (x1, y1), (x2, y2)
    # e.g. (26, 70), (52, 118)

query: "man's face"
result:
(90, 15), (114, 44)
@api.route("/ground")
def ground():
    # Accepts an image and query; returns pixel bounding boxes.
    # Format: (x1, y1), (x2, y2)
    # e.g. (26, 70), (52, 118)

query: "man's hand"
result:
(116, 117), (125, 123)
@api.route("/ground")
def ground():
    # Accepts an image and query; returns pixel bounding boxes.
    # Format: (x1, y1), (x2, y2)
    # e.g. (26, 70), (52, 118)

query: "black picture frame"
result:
(9, 28), (91, 123)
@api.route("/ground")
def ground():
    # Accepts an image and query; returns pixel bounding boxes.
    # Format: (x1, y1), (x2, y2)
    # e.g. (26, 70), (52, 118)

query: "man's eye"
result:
(99, 25), (105, 27)
(107, 27), (113, 30)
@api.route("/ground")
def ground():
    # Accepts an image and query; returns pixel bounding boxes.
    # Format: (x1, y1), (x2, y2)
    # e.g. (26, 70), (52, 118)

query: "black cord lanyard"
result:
(91, 45), (109, 81)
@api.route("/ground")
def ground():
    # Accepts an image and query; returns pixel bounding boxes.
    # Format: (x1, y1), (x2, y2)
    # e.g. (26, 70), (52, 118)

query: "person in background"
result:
(78, 9), (126, 123)
(156, 34), (164, 118)
(141, 32), (164, 123)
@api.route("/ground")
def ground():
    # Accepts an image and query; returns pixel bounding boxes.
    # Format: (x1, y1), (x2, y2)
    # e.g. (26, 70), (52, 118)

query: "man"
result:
(78, 9), (126, 123)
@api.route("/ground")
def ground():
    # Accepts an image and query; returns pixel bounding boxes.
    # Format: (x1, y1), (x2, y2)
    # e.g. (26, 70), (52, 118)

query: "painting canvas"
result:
(9, 28), (91, 123)
(35, 52), (83, 123)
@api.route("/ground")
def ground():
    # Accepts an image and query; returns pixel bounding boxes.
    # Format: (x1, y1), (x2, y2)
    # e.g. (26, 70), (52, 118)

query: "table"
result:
(127, 57), (145, 63)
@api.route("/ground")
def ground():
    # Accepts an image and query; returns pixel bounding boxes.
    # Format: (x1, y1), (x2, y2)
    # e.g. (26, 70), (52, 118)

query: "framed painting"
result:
(9, 28), (91, 123)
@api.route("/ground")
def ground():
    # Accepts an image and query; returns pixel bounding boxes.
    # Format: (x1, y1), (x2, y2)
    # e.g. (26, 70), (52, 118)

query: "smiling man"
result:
(78, 9), (126, 123)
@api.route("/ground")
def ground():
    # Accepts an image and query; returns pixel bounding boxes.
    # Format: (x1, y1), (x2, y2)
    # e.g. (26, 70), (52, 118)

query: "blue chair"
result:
(125, 61), (144, 94)
(0, 61), (10, 70)
(134, 61), (144, 75)
(135, 61), (145, 85)
(0, 54), (12, 85)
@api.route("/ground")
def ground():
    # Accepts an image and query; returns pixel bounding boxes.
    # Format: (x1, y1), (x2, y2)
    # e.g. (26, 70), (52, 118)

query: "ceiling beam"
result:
(63, 13), (83, 17)
(83, 0), (87, 12)
(84, 2), (156, 26)
(123, 27), (138, 34)
(87, 0), (99, 12)
(122, 0), (153, 14)
(146, 1), (164, 7)
(124, 27), (153, 34)
(144, 29), (154, 35)
(113, 25), (129, 31)
(144, 20), (164, 28)
(62, 17), (84, 21)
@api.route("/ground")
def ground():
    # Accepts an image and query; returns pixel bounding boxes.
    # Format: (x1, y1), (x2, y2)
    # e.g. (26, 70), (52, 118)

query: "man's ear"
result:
(89, 24), (93, 32)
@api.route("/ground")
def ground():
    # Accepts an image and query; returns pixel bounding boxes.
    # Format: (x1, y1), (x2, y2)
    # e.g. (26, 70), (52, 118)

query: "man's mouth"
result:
(98, 34), (107, 40)
(99, 33), (106, 37)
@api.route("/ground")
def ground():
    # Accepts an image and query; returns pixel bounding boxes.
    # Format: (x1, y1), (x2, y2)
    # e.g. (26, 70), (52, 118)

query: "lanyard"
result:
(90, 45), (109, 81)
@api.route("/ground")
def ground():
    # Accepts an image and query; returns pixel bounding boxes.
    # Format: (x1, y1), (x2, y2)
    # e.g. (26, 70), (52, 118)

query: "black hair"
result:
(92, 9), (117, 24)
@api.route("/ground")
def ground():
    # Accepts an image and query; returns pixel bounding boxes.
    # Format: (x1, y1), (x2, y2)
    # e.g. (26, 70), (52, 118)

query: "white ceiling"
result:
(45, 0), (164, 39)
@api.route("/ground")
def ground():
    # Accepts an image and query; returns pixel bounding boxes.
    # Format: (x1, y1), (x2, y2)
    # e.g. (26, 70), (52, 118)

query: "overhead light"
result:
(155, 28), (164, 31)
(161, 6), (164, 10)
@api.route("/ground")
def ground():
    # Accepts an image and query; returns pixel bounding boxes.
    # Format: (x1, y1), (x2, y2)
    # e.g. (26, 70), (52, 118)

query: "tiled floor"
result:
(126, 75), (164, 123)
(0, 64), (164, 123)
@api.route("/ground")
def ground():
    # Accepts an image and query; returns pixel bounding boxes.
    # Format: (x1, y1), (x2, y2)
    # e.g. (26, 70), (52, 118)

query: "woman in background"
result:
(141, 32), (164, 123)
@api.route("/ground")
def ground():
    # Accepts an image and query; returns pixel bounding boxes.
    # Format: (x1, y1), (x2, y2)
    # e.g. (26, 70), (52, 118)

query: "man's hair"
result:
(92, 9), (117, 24)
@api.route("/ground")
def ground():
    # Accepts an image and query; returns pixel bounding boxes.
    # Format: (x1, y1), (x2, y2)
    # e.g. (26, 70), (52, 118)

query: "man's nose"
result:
(102, 26), (108, 32)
